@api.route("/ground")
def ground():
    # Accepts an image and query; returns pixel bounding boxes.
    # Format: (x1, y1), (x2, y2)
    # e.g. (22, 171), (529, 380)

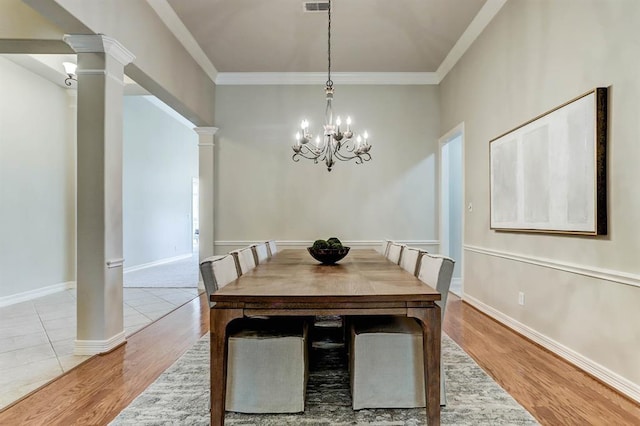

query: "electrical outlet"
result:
(518, 292), (525, 306)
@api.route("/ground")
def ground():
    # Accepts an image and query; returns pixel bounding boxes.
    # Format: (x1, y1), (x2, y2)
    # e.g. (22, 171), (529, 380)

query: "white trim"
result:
(464, 244), (640, 289)
(214, 240), (439, 250)
(194, 126), (219, 136)
(106, 258), (125, 268)
(146, 0), (218, 83)
(74, 330), (127, 356)
(439, 123), (466, 294)
(436, 0), (507, 82)
(62, 35), (135, 65)
(464, 294), (640, 404)
(124, 253), (192, 273)
(0, 281), (76, 308)
(215, 72), (439, 86)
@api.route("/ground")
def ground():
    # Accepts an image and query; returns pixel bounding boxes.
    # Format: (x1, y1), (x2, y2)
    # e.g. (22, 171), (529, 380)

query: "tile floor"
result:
(0, 263), (200, 409)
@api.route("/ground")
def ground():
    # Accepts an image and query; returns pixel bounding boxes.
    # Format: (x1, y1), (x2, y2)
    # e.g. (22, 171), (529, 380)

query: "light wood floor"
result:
(0, 293), (638, 425)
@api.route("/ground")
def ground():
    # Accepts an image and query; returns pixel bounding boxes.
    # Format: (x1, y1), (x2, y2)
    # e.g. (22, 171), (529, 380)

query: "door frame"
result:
(438, 122), (465, 295)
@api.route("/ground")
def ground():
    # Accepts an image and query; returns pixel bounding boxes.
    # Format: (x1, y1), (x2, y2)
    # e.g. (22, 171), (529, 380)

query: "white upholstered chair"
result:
(199, 254), (309, 413)
(379, 239), (392, 257)
(231, 246), (257, 275)
(267, 240), (278, 256)
(349, 253), (455, 409)
(252, 242), (270, 264)
(399, 247), (427, 276)
(386, 242), (406, 265)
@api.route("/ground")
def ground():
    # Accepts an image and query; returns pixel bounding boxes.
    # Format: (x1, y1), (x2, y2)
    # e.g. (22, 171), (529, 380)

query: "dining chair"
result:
(379, 239), (392, 257)
(252, 242), (270, 264)
(230, 246), (257, 275)
(199, 255), (309, 413)
(386, 242), (405, 265)
(349, 253), (455, 409)
(267, 240), (278, 256)
(399, 247), (427, 276)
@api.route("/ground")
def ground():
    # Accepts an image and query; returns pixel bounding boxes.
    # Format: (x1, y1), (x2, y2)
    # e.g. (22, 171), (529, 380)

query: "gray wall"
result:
(0, 56), (75, 297)
(440, 0), (640, 390)
(213, 85), (440, 252)
(123, 96), (198, 267)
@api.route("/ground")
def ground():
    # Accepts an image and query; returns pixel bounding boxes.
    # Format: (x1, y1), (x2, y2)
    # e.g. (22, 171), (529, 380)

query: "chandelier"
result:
(291, 0), (371, 172)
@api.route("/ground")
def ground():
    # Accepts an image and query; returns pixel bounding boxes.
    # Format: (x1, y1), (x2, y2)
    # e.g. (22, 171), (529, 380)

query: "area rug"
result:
(111, 330), (538, 425)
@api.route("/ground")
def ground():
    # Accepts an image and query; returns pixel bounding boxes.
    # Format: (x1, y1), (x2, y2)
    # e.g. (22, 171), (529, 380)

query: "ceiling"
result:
(164, 0), (489, 74)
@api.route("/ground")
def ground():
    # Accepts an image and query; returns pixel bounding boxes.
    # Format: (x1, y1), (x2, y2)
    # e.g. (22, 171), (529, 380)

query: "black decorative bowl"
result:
(307, 247), (350, 264)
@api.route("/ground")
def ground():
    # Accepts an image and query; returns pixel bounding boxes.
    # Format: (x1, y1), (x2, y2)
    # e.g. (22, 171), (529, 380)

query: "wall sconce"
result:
(62, 62), (77, 86)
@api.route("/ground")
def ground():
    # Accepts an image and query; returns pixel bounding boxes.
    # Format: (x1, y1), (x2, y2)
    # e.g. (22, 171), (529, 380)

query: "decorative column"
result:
(194, 127), (218, 290)
(63, 35), (135, 355)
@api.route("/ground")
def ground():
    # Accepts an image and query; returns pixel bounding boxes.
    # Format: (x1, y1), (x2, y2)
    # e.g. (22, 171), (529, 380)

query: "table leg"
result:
(408, 305), (441, 426)
(210, 308), (243, 426)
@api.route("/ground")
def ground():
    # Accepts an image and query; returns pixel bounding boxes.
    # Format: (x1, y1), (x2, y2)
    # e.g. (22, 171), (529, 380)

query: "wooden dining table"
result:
(209, 248), (442, 425)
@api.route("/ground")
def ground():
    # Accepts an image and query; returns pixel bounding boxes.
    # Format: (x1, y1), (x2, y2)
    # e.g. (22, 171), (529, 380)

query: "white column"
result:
(64, 35), (135, 355)
(194, 127), (218, 291)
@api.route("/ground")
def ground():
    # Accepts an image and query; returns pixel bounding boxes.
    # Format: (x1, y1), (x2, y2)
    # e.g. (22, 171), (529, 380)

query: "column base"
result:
(74, 330), (127, 355)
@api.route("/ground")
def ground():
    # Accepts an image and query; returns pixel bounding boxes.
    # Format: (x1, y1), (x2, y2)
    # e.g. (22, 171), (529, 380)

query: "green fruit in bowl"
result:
(312, 239), (329, 250)
(328, 242), (343, 249)
(327, 237), (342, 246)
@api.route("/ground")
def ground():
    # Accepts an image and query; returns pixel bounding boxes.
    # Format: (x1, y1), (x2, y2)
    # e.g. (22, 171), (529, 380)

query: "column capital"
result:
(194, 126), (219, 136)
(63, 34), (136, 66)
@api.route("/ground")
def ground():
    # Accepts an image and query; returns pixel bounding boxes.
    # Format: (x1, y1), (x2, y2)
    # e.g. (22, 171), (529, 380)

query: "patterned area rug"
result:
(111, 328), (538, 425)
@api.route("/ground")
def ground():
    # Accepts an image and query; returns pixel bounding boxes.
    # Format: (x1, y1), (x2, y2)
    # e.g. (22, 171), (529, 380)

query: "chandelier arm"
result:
(292, 144), (326, 161)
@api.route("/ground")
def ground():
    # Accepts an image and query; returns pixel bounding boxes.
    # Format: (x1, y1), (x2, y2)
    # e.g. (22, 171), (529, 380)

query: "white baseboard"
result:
(464, 294), (640, 404)
(74, 330), (127, 355)
(124, 253), (192, 273)
(0, 281), (76, 308)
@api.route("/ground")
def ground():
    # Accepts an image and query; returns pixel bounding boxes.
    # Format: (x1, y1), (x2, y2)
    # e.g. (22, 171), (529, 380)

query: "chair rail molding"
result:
(214, 240), (440, 252)
(464, 244), (640, 289)
(464, 294), (640, 404)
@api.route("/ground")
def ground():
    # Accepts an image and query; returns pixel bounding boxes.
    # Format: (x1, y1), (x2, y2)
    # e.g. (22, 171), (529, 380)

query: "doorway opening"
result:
(439, 124), (464, 296)
(192, 177), (199, 252)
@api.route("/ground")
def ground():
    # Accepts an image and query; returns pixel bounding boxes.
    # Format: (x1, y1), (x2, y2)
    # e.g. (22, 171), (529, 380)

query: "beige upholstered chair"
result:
(386, 242), (406, 265)
(379, 239), (392, 257)
(199, 255), (309, 413)
(252, 242), (270, 264)
(349, 253), (455, 409)
(399, 247), (427, 276)
(230, 246), (257, 275)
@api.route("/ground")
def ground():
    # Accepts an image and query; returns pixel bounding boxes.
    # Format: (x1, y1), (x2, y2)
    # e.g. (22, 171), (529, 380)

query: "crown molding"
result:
(215, 72), (439, 86)
(147, 0), (218, 83)
(436, 0), (507, 82)
(63, 34), (135, 65)
(194, 126), (219, 136)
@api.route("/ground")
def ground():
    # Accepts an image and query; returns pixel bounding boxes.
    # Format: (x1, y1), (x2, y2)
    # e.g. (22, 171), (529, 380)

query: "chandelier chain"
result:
(326, 0), (332, 88)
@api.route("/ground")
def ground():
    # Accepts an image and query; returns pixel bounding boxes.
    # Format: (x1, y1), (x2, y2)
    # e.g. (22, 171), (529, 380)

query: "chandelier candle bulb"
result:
(290, 0), (372, 172)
